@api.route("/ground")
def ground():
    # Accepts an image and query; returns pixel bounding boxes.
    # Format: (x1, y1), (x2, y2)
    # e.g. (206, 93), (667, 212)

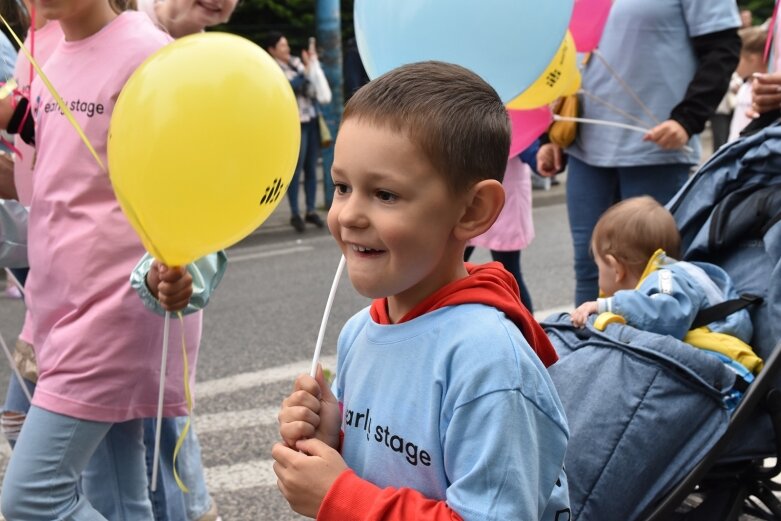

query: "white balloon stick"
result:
(310, 255), (346, 378)
(150, 311), (170, 492)
(552, 115), (694, 154)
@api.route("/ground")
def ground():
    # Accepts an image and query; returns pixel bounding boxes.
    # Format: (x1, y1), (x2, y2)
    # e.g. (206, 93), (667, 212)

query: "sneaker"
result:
(305, 212), (325, 228)
(290, 214), (305, 233)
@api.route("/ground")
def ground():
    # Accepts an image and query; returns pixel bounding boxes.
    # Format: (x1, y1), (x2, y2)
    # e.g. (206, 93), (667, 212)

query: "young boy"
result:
(273, 61), (570, 521)
(571, 196), (760, 372)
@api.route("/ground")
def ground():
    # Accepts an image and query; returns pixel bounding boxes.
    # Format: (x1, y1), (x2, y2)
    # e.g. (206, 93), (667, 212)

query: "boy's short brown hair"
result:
(591, 196), (682, 274)
(739, 26), (768, 55)
(342, 61), (511, 193)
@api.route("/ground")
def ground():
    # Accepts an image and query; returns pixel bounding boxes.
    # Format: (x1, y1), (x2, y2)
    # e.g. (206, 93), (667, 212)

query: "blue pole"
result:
(316, 0), (343, 209)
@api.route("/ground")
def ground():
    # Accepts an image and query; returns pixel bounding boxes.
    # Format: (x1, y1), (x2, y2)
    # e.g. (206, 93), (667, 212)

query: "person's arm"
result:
(671, 28), (741, 138)
(644, 28), (741, 149)
(130, 250), (227, 315)
(572, 300), (598, 328)
(0, 198), (28, 268)
(600, 269), (699, 339)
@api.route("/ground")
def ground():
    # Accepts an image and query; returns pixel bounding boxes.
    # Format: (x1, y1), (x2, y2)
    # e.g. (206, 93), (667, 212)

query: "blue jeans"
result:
(1, 376), (35, 447)
(1, 406), (152, 520)
(287, 119), (321, 216)
(566, 156), (691, 305)
(144, 417), (213, 521)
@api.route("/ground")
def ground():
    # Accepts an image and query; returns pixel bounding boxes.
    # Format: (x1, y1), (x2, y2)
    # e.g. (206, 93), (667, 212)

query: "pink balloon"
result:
(569, 0), (612, 52)
(508, 107), (553, 158)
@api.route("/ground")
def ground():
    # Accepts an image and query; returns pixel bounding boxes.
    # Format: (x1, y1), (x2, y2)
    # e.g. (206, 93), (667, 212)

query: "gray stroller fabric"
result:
(546, 123), (781, 520)
(670, 124), (781, 462)
(543, 314), (736, 521)
(669, 124), (781, 365)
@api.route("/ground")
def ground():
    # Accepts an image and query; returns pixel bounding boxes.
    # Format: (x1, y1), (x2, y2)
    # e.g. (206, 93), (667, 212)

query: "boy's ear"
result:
(605, 254), (627, 283)
(453, 179), (505, 241)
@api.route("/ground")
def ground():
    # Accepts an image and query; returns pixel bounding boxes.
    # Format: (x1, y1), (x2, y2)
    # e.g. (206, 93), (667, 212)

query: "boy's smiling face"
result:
(328, 119), (470, 321)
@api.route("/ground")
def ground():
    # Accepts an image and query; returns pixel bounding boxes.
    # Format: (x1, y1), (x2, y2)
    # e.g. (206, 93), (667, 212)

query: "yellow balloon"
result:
(108, 33), (300, 266)
(507, 31), (578, 110)
(561, 69), (581, 97)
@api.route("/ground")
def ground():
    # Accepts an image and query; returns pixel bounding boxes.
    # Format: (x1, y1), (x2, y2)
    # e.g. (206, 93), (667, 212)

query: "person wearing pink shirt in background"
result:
(464, 155), (535, 312)
(0, 0), (224, 518)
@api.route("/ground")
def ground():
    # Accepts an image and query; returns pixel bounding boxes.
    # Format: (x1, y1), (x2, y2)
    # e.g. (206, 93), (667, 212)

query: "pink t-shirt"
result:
(13, 21), (64, 347)
(27, 12), (199, 423)
(469, 156), (535, 252)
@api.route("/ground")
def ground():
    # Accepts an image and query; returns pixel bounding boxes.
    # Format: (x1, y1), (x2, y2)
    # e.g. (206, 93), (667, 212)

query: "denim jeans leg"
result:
(302, 119), (320, 214)
(175, 417), (213, 520)
(489, 250), (534, 313)
(617, 163), (691, 205)
(1, 405), (111, 520)
(82, 418), (154, 520)
(2, 377), (35, 448)
(566, 156), (620, 305)
(143, 417), (187, 521)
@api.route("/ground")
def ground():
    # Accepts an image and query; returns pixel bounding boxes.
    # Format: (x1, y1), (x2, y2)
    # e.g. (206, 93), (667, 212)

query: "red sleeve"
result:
(317, 470), (463, 521)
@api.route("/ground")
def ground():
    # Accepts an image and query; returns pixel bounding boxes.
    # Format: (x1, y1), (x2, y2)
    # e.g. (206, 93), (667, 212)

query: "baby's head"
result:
(328, 61), (510, 313)
(591, 196), (681, 295)
(737, 25), (768, 78)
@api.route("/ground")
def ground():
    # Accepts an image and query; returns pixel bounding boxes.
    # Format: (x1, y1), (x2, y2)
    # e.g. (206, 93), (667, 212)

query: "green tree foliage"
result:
(214, 0), (356, 52)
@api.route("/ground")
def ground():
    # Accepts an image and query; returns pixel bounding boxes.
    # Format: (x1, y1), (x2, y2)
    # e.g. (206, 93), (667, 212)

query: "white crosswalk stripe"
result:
(195, 406), (278, 435)
(204, 460), (277, 493)
(196, 355), (337, 399)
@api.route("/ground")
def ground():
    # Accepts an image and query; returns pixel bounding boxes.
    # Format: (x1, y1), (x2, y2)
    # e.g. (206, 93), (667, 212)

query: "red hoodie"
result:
(317, 262), (558, 521)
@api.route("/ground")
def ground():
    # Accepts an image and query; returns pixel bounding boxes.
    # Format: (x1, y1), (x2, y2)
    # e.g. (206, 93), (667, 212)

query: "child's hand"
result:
(272, 438), (347, 518)
(571, 301), (599, 328)
(145, 261), (193, 312)
(278, 364), (341, 450)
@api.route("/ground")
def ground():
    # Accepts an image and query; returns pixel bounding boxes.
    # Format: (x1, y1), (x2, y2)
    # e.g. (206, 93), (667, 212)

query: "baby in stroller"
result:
(570, 196), (761, 376)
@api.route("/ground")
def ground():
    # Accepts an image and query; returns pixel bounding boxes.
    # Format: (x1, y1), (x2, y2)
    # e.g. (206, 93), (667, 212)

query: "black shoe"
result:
(305, 212), (325, 228)
(290, 214), (305, 233)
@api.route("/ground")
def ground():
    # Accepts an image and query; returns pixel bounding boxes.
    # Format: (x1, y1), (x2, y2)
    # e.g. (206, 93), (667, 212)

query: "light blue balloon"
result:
(355, 0), (575, 103)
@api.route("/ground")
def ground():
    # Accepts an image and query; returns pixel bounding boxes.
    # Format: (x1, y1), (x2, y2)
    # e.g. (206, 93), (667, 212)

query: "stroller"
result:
(542, 123), (781, 521)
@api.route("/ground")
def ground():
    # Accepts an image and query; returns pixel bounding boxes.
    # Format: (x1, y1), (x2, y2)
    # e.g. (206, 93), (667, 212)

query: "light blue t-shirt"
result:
(567, 0), (740, 167)
(336, 305), (570, 521)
